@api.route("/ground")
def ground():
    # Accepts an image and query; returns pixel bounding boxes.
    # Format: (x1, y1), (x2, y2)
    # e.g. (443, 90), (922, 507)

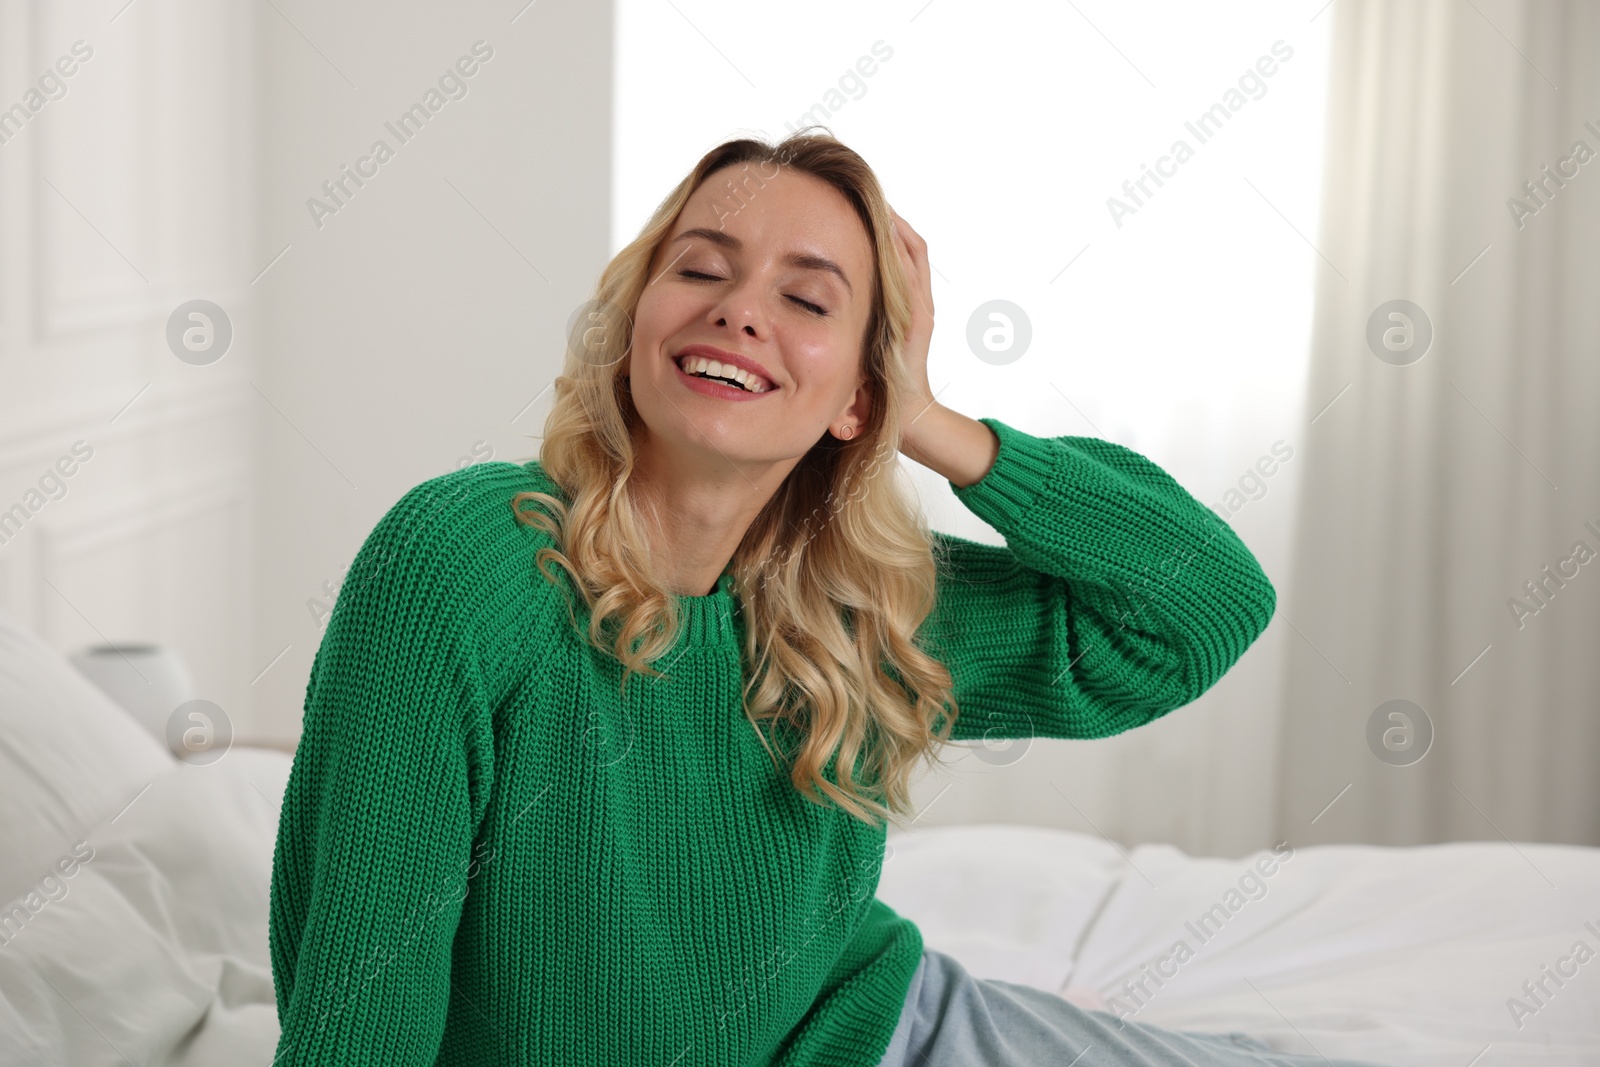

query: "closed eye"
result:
(678, 270), (829, 317)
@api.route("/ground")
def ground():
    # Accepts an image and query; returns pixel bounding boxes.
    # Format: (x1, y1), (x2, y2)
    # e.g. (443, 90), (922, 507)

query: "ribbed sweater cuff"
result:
(948, 416), (1056, 529)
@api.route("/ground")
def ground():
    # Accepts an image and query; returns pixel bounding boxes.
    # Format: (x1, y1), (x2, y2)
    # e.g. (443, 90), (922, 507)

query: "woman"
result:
(268, 130), (1387, 1066)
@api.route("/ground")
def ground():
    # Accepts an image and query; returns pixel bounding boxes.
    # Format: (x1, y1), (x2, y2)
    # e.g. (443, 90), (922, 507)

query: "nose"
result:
(718, 317), (759, 340)
(707, 278), (767, 341)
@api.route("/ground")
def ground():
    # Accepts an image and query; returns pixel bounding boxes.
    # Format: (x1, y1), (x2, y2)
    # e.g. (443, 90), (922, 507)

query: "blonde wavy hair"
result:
(511, 128), (962, 828)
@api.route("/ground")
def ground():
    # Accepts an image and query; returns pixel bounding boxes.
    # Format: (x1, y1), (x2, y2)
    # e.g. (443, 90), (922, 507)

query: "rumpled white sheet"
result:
(0, 747), (292, 1067)
(879, 823), (1600, 1066)
(6, 752), (1597, 1066)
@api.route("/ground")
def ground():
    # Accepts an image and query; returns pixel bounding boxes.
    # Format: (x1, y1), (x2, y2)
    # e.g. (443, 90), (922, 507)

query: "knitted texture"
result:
(267, 416), (1276, 1066)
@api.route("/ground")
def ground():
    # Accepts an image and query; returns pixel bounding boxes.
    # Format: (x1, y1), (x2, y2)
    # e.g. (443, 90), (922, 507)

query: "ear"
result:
(840, 375), (873, 430)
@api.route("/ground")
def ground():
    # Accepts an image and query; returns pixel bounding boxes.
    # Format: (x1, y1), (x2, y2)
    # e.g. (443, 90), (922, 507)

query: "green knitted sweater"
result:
(267, 416), (1275, 1066)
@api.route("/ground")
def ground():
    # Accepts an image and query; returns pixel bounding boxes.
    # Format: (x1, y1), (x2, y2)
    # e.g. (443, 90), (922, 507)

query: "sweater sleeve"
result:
(268, 474), (498, 1066)
(919, 416), (1276, 743)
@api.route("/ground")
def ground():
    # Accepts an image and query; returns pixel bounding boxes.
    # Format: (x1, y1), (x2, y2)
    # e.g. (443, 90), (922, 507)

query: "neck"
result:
(630, 441), (793, 596)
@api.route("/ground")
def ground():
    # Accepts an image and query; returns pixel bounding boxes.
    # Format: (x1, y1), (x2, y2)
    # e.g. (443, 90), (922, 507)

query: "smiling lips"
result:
(672, 344), (777, 397)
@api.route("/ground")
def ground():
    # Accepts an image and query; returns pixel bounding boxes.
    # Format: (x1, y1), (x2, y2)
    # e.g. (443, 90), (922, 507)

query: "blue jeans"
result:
(875, 949), (1394, 1067)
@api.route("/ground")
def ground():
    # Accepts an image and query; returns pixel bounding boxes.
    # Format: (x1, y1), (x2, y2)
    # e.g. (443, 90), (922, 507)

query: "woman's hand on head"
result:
(888, 206), (937, 425)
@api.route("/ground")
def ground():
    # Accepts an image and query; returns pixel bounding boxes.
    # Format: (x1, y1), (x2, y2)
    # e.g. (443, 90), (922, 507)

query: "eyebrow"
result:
(670, 227), (854, 296)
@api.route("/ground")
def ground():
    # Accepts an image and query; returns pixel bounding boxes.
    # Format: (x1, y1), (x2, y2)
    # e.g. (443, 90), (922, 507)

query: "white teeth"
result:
(676, 355), (769, 393)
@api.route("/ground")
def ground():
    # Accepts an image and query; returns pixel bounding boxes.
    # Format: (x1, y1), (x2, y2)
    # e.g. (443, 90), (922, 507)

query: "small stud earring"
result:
(840, 425), (855, 441)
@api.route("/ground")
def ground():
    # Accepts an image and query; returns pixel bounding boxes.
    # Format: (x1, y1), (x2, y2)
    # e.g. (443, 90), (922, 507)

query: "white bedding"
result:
(879, 823), (1600, 1066)
(4, 605), (1598, 1065)
(0, 602), (294, 1066)
(0, 745), (292, 1066)
(5, 765), (1599, 1067)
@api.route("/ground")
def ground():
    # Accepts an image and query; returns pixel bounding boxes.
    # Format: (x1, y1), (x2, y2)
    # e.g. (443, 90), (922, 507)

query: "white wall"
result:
(0, 0), (615, 752)
(0, 0), (261, 742)
(615, 0), (1333, 856)
(252, 0), (615, 743)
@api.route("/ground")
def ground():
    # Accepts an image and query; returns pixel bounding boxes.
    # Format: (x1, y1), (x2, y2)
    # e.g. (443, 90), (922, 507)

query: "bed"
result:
(877, 824), (1600, 1064)
(1, 604), (1596, 1065)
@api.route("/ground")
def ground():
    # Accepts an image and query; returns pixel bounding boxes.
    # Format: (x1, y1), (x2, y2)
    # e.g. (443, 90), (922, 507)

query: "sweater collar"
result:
(671, 569), (740, 650)
(521, 462), (741, 652)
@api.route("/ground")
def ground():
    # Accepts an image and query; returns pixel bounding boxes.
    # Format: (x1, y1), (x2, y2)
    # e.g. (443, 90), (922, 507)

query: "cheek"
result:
(635, 287), (713, 354)
(631, 290), (667, 348)
(784, 331), (856, 393)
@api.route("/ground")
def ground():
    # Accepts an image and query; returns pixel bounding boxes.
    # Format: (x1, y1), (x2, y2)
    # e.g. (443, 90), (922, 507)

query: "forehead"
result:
(672, 165), (874, 282)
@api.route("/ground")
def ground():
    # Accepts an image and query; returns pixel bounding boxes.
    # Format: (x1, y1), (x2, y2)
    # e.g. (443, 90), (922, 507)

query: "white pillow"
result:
(0, 603), (175, 905)
(0, 746), (292, 1066)
(878, 823), (1130, 995)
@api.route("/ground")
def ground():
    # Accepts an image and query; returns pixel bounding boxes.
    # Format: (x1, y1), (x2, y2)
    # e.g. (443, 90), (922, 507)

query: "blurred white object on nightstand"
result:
(68, 642), (197, 754)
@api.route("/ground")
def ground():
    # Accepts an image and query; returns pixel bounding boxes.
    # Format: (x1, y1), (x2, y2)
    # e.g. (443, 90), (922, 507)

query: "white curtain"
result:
(1275, 0), (1600, 847)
